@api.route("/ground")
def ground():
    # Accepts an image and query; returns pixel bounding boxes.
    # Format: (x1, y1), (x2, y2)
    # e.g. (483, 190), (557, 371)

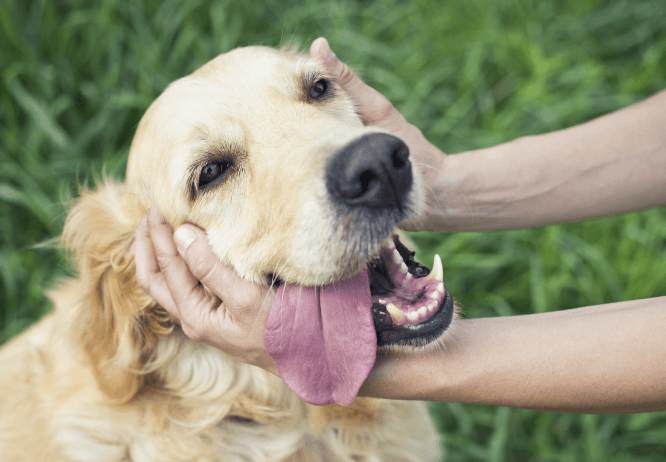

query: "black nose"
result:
(326, 133), (413, 210)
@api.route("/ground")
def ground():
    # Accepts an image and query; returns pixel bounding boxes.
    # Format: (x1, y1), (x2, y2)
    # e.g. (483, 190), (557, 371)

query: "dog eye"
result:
(225, 415), (259, 426)
(309, 78), (330, 99)
(199, 160), (232, 188)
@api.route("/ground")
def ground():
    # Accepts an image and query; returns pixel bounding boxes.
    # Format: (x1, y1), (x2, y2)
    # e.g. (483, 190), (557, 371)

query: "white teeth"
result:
(386, 303), (404, 323)
(437, 282), (444, 292)
(399, 262), (408, 273)
(424, 254), (443, 282)
(392, 249), (403, 264)
(430, 291), (440, 299)
(378, 299), (387, 305)
(428, 300), (438, 312)
(405, 273), (413, 280)
(407, 311), (419, 322)
(417, 306), (427, 317)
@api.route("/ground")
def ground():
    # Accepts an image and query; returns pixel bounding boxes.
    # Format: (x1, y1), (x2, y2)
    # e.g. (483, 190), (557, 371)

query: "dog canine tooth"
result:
(423, 254), (443, 282)
(386, 303), (404, 323)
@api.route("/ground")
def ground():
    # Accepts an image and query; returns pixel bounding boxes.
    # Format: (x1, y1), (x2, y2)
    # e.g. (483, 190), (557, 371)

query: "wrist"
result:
(359, 319), (475, 401)
(416, 136), (550, 232)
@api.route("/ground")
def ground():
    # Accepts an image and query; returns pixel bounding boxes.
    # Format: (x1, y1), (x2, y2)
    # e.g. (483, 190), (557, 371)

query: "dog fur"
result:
(0, 47), (442, 461)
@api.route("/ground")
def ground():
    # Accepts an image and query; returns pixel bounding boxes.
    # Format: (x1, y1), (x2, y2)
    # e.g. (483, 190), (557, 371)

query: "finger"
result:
(310, 37), (365, 92)
(133, 213), (177, 313)
(173, 223), (267, 311)
(310, 37), (395, 125)
(147, 206), (218, 316)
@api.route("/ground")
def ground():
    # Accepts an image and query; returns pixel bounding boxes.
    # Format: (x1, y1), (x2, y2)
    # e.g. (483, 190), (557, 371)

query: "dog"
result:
(0, 46), (455, 461)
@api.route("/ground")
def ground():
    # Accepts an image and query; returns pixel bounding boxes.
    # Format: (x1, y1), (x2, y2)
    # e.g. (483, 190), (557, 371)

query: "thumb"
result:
(310, 37), (363, 91)
(173, 225), (263, 309)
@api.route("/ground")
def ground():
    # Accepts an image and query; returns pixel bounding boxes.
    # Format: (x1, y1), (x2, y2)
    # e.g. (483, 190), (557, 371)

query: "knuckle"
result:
(136, 277), (149, 294)
(181, 322), (203, 342)
(155, 254), (176, 273)
(185, 249), (215, 281)
(135, 271), (152, 295)
(376, 97), (395, 118)
(370, 97), (396, 123)
(336, 63), (358, 87)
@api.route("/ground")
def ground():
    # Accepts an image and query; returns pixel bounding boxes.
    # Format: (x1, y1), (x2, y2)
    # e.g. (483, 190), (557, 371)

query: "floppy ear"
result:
(62, 179), (172, 403)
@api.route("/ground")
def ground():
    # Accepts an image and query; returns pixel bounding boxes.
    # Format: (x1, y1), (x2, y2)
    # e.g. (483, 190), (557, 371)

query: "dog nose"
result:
(326, 133), (413, 210)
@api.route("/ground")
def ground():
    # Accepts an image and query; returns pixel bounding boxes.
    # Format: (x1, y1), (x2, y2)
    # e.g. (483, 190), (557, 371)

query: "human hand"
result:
(133, 206), (279, 375)
(310, 38), (446, 189)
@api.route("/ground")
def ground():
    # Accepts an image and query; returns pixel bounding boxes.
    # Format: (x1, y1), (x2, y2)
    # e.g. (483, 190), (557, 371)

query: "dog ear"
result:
(62, 179), (172, 403)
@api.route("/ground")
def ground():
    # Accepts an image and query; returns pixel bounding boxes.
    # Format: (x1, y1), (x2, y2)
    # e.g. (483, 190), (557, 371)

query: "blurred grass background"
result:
(2, 0), (666, 460)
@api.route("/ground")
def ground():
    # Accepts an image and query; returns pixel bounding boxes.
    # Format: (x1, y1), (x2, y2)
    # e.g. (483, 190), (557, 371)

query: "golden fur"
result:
(0, 47), (441, 461)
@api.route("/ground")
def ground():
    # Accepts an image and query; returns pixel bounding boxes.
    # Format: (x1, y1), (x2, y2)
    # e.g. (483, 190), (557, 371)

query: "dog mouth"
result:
(263, 234), (454, 405)
(367, 235), (454, 348)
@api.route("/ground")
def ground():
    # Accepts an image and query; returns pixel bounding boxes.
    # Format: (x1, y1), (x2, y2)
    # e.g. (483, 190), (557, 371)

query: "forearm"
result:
(360, 297), (666, 413)
(408, 89), (666, 232)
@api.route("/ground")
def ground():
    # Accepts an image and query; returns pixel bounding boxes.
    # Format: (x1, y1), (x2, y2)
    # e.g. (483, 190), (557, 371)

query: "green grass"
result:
(2, 0), (666, 460)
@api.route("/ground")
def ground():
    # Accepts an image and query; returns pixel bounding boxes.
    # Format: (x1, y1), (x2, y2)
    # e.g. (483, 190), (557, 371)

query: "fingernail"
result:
(326, 48), (336, 63)
(174, 226), (196, 254)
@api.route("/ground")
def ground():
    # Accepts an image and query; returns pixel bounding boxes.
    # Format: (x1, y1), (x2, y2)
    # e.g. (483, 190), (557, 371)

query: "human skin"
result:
(133, 37), (666, 413)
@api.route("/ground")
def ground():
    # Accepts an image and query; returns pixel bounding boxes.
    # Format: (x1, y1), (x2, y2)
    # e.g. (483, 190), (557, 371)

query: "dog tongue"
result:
(264, 269), (377, 406)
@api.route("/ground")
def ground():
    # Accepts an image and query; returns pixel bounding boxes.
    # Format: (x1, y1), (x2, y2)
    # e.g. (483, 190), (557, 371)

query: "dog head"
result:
(127, 46), (454, 348)
(62, 47), (455, 404)
(127, 46), (422, 285)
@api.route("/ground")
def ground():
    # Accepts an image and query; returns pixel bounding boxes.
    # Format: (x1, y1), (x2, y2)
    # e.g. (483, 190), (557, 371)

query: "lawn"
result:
(2, 0), (666, 460)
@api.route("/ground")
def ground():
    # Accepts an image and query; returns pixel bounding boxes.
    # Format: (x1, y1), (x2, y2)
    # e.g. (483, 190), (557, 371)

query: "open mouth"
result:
(264, 234), (454, 405)
(367, 235), (455, 348)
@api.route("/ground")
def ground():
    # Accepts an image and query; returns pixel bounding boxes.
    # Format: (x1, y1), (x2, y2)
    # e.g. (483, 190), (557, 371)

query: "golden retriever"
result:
(0, 46), (455, 461)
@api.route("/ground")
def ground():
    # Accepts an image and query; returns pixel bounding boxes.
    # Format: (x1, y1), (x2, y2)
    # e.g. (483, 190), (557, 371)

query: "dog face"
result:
(123, 46), (454, 351)
(127, 46), (422, 286)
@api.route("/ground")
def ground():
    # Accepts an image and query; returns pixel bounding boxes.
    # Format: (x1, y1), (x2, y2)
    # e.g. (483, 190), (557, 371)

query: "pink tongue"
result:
(263, 269), (377, 406)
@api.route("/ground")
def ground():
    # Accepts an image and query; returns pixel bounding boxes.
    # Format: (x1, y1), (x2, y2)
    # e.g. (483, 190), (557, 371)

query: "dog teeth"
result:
(423, 254), (443, 283)
(407, 311), (419, 322)
(427, 300), (438, 312)
(386, 303), (404, 323)
(392, 249), (403, 264)
(429, 291), (440, 299)
(378, 299), (387, 305)
(399, 262), (408, 273)
(417, 306), (427, 317)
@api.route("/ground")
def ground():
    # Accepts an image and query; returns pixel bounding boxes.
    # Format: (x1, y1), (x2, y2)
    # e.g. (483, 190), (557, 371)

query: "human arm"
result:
(361, 296), (666, 413)
(418, 89), (666, 231)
